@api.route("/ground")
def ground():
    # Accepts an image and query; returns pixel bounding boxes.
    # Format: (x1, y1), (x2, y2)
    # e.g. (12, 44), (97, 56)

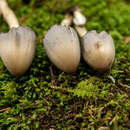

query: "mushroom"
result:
(43, 24), (80, 73)
(0, 0), (36, 76)
(81, 30), (115, 71)
(72, 6), (115, 71)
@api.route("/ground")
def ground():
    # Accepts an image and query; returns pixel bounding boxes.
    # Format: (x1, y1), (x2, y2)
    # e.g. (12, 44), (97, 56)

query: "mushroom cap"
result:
(0, 26), (36, 76)
(82, 30), (115, 71)
(43, 24), (80, 73)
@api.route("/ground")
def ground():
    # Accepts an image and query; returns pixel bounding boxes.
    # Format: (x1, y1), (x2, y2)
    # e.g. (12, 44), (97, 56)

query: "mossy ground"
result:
(0, 0), (130, 129)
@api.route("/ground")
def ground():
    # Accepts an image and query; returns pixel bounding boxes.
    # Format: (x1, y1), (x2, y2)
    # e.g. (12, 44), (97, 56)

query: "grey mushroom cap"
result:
(43, 24), (80, 73)
(0, 26), (36, 76)
(82, 30), (115, 71)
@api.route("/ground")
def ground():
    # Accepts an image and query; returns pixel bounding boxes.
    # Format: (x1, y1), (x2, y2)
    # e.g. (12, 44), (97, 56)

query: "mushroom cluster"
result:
(0, 1), (115, 76)
(43, 6), (115, 73)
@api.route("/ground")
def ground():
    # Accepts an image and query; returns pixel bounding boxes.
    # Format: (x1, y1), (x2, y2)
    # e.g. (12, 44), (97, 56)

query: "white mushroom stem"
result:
(75, 25), (87, 37)
(72, 7), (87, 37)
(73, 8), (86, 26)
(0, 0), (19, 28)
(61, 14), (73, 27)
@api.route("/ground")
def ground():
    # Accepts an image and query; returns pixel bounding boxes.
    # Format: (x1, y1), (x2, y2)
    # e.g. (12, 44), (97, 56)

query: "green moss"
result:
(0, 0), (130, 129)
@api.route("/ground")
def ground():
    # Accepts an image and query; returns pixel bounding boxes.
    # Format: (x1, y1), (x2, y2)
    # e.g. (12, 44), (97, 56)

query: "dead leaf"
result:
(0, 69), (4, 73)
(125, 121), (130, 128)
(0, 107), (11, 112)
(21, 15), (28, 24)
(124, 36), (130, 43)
(98, 127), (110, 130)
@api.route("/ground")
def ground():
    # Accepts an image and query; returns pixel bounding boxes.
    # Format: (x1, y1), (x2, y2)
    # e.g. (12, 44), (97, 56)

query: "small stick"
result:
(0, 107), (11, 112)
(49, 66), (54, 77)
(119, 83), (130, 89)
(0, 0), (19, 28)
(108, 75), (115, 84)
(50, 85), (70, 93)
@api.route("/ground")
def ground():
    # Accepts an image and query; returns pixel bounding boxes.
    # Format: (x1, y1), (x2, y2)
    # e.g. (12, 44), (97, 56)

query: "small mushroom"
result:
(71, 6), (115, 71)
(0, 0), (36, 76)
(82, 30), (115, 71)
(43, 24), (80, 73)
(0, 26), (36, 76)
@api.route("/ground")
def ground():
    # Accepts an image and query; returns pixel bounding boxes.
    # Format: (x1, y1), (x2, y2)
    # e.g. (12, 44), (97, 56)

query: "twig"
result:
(108, 75), (115, 84)
(119, 83), (130, 89)
(49, 66), (54, 77)
(0, 107), (11, 112)
(98, 127), (109, 130)
(109, 115), (118, 125)
(50, 85), (70, 93)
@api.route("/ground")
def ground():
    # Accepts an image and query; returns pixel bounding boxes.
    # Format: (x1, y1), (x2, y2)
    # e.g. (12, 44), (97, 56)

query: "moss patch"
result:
(0, 0), (130, 129)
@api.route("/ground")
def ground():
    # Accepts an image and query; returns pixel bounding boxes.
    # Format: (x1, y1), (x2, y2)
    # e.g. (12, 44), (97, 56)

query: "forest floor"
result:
(0, 0), (130, 129)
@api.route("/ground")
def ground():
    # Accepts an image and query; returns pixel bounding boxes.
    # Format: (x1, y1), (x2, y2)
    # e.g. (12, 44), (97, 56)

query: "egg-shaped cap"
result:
(43, 24), (80, 73)
(82, 30), (115, 71)
(0, 26), (36, 76)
